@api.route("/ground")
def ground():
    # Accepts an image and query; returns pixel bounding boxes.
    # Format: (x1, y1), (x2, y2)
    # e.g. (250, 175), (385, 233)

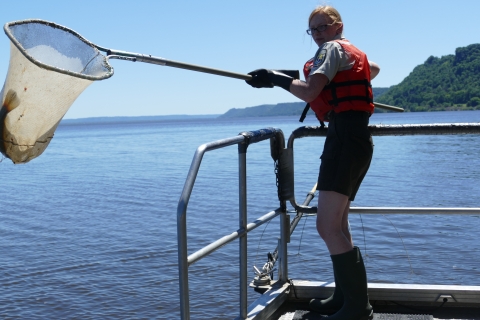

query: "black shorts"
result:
(317, 110), (374, 201)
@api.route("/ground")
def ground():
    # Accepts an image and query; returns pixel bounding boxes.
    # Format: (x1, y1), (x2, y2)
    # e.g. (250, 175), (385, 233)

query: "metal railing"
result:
(177, 122), (480, 320)
(284, 123), (480, 213)
(177, 127), (288, 320)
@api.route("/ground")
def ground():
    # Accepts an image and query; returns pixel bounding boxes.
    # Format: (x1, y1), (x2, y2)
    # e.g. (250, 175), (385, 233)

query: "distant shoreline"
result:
(61, 105), (480, 125)
(61, 114), (220, 125)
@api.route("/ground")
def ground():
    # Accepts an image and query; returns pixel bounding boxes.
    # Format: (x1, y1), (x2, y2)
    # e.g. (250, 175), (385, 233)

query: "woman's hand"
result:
(246, 69), (299, 91)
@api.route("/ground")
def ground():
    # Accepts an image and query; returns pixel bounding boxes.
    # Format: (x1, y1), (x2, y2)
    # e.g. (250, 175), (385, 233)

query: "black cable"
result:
(358, 213), (368, 265)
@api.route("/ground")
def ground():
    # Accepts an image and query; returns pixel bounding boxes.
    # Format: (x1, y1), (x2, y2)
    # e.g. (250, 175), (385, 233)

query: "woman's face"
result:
(309, 13), (342, 47)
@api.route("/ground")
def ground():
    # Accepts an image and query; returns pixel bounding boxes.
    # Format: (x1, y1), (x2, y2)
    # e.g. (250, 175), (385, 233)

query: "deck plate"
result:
(278, 310), (434, 320)
(374, 314), (433, 320)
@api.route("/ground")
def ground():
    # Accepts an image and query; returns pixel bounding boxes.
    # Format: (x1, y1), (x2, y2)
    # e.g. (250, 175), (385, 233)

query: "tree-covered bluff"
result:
(376, 43), (480, 111)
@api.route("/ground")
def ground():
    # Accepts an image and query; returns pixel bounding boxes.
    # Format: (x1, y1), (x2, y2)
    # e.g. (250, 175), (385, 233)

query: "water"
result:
(1, 111), (479, 319)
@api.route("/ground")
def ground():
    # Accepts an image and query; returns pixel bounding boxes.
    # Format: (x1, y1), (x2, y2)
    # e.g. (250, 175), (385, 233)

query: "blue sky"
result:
(0, 0), (479, 119)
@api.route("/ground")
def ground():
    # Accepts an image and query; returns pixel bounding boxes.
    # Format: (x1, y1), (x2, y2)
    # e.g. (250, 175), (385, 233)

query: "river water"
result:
(1, 110), (479, 319)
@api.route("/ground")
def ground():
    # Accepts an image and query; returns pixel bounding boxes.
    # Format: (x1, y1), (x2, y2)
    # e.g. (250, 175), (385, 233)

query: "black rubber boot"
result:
(323, 247), (373, 320)
(309, 271), (343, 313)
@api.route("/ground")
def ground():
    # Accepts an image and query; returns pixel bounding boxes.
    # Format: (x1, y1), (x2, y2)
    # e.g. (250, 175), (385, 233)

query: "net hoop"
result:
(3, 19), (114, 81)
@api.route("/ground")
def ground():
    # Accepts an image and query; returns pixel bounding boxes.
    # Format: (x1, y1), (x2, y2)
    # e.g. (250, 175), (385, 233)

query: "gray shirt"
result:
(309, 37), (355, 83)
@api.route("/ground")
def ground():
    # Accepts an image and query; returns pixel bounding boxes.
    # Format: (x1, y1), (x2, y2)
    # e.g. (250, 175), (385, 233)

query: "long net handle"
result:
(104, 48), (403, 112)
(373, 102), (404, 112)
(105, 49), (251, 80)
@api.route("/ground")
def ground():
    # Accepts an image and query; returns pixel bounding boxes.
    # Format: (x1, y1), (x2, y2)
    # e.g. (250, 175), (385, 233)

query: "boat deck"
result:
(274, 301), (480, 320)
(246, 280), (480, 320)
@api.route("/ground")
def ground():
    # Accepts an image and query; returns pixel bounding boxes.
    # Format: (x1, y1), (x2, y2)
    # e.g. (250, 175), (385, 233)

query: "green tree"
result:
(376, 43), (480, 111)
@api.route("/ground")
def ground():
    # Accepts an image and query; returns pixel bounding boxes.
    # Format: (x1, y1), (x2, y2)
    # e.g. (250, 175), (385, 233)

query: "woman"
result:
(246, 5), (378, 320)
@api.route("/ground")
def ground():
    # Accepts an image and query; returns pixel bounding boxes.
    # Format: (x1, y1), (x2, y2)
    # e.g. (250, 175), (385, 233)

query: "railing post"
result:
(278, 212), (289, 282)
(238, 141), (248, 319)
(177, 137), (243, 320)
(177, 129), (286, 319)
(178, 211), (190, 320)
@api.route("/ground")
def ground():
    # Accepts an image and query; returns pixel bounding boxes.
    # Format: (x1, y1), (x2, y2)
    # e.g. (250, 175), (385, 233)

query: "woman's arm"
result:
(289, 73), (329, 102)
(289, 59), (380, 99)
(369, 60), (380, 80)
(292, 60), (379, 101)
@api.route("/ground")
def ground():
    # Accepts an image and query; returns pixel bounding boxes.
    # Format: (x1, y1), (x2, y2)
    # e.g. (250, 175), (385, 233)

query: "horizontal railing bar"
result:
(370, 123), (480, 136)
(350, 207), (480, 215)
(200, 135), (246, 153)
(188, 209), (282, 266)
(288, 123), (480, 145)
(290, 206), (480, 215)
(239, 127), (285, 147)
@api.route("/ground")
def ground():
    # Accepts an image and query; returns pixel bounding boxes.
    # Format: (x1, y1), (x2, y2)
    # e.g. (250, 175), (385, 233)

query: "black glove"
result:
(246, 69), (274, 88)
(246, 69), (299, 91)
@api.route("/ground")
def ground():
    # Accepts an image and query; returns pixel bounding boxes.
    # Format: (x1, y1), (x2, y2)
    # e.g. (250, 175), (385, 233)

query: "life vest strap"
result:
(324, 79), (370, 89)
(299, 103), (310, 122)
(325, 79), (372, 106)
(327, 95), (373, 105)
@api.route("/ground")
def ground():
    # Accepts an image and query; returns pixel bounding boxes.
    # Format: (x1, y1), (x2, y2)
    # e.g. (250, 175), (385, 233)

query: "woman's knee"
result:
(316, 216), (333, 240)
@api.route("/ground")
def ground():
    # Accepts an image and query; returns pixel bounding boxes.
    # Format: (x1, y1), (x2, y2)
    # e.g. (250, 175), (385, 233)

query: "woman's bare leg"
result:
(316, 191), (353, 255)
(341, 200), (353, 246)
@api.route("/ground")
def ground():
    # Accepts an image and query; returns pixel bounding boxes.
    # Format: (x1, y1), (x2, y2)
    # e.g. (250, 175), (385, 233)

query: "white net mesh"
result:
(1, 20), (113, 164)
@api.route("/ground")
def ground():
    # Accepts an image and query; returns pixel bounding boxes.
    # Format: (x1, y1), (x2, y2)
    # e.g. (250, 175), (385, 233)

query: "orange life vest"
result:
(302, 40), (374, 122)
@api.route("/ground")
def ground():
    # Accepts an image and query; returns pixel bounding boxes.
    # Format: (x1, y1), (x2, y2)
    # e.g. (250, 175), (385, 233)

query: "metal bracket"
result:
(436, 294), (456, 303)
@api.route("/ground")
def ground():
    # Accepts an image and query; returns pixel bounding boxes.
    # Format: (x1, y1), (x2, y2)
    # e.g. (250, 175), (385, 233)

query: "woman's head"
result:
(308, 5), (344, 47)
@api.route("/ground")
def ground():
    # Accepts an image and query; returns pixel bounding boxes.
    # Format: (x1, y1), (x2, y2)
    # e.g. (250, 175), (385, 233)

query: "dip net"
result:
(1, 19), (113, 164)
